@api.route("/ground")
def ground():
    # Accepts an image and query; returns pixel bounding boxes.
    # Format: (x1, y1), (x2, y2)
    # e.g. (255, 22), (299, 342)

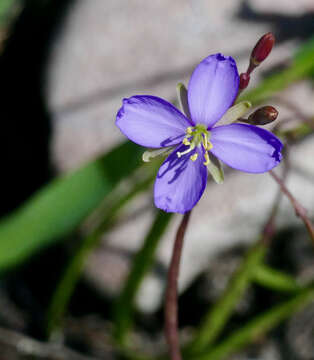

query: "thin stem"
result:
(269, 170), (314, 243)
(262, 155), (290, 244)
(165, 211), (191, 360)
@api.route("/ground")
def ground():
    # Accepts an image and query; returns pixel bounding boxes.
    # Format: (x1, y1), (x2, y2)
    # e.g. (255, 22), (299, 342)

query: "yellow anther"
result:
(203, 151), (210, 166)
(202, 136), (208, 150)
(181, 124), (213, 163)
(206, 141), (213, 150)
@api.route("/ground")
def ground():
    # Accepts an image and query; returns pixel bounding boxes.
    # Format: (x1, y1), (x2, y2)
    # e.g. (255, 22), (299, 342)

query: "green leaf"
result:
(187, 242), (267, 354)
(253, 264), (300, 292)
(113, 210), (173, 345)
(195, 286), (314, 360)
(0, 0), (15, 17)
(0, 141), (142, 272)
(46, 170), (154, 336)
(0, 0), (19, 27)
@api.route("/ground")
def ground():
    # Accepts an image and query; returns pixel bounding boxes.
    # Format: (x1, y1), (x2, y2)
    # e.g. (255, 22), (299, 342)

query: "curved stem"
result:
(165, 211), (191, 360)
(269, 170), (314, 243)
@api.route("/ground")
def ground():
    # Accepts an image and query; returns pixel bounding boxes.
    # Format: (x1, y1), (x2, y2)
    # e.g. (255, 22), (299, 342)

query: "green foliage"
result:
(187, 242), (267, 354)
(0, 141), (142, 272)
(46, 170), (155, 336)
(196, 287), (314, 360)
(0, 0), (18, 26)
(253, 264), (300, 292)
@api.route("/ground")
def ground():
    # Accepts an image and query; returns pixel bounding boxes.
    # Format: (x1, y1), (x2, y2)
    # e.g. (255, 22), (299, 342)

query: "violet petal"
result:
(154, 145), (207, 213)
(187, 53), (239, 128)
(116, 95), (191, 148)
(210, 123), (283, 173)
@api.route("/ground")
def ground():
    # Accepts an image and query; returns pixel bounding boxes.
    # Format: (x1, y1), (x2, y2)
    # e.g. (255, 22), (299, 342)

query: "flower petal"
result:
(154, 145), (207, 213)
(187, 53), (239, 128)
(116, 95), (191, 148)
(210, 124), (283, 173)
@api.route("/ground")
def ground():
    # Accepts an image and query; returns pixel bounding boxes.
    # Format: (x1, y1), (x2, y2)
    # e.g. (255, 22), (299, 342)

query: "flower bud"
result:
(250, 32), (275, 68)
(247, 106), (278, 125)
(239, 73), (250, 90)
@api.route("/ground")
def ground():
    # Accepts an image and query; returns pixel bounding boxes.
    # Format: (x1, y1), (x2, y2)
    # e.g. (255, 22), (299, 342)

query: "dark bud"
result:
(247, 106), (278, 125)
(239, 73), (250, 90)
(249, 32), (275, 71)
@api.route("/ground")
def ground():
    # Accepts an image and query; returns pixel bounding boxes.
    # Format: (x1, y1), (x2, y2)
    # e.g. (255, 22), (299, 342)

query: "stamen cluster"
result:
(177, 125), (213, 165)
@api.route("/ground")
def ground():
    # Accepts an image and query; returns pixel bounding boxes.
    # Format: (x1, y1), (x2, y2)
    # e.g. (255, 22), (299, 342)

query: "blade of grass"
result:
(195, 286), (314, 360)
(113, 210), (173, 345)
(253, 264), (300, 292)
(46, 171), (154, 336)
(186, 242), (267, 354)
(0, 0), (18, 24)
(0, 141), (142, 272)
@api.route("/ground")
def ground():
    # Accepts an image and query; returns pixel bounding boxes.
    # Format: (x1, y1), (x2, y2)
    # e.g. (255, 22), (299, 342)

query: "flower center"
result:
(176, 124), (213, 165)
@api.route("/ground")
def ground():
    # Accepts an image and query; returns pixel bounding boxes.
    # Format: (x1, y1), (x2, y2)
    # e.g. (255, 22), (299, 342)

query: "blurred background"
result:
(1, 0), (314, 359)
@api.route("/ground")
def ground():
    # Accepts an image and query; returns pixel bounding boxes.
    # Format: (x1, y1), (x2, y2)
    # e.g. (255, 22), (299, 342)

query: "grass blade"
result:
(196, 287), (314, 360)
(187, 242), (267, 353)
(253, 264), (300, 292)
(0, 141), (142, 272)
(46, 171), (154, 336)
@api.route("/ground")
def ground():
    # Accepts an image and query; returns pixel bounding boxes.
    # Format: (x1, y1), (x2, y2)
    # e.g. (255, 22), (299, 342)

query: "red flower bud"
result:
(247, 106), (278, 125)
(239, 73), (250, 90)
(250, 32), (275, 67)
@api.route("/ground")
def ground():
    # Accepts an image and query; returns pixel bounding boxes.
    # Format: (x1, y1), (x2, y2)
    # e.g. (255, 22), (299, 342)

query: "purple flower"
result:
(116, 53), (282, 213)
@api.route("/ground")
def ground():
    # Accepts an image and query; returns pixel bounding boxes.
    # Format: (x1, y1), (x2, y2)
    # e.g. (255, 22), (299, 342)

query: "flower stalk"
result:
(165, 211), (191, 360)
(269, 170), (314, 243)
